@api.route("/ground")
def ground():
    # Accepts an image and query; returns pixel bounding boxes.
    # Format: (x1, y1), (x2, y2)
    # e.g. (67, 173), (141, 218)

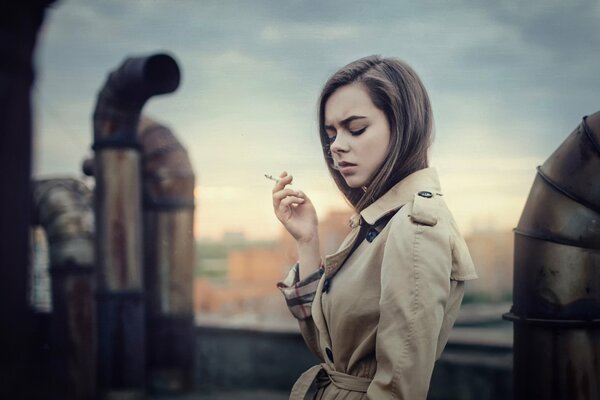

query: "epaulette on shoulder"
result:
(409, 190), (441, 226)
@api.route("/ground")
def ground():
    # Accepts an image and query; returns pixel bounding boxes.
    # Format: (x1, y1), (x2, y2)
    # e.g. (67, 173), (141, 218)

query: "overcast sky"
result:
(33, 0), (600, 240)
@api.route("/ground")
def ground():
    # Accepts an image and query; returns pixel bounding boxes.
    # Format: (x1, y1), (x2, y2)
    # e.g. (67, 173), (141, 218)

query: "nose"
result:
(330, 133), (349, 153)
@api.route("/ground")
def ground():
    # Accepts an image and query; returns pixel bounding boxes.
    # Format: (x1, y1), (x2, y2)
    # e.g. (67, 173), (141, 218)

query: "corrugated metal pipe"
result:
(138, 116), (196, 393)
(92, 53), (180, 399)
(32, 178), (96, 399)
(504, 111), (600, 400)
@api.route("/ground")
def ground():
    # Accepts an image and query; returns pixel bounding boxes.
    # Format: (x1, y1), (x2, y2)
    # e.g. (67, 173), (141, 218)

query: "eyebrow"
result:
(324, 115), (367, 131)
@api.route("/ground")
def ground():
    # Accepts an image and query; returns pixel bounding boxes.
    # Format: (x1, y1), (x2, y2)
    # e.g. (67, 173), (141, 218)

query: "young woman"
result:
(272, 55), (478, 399)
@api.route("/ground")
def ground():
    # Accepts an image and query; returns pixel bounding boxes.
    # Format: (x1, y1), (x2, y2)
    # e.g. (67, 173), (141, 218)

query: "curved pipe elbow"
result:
(93, 53), (181, 148)
(137, 116), (195, 209)
(513, 111), (600, 320)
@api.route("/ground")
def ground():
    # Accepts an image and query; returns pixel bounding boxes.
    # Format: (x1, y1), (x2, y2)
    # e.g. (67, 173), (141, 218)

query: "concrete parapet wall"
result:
(195, 324), (512, 399)
(196, 325), (318, 391)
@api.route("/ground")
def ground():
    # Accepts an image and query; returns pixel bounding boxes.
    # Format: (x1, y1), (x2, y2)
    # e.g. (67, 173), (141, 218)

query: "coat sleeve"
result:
(367, 211), (453, 400)
(277, 262), (323, 320)
(277, 262), (324, 359)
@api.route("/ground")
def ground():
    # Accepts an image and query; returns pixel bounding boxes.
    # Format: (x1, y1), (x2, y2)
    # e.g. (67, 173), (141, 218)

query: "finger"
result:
(273, 188), (302, 202)
(280, 196), (305, 208)
(272, 174), (293, 193)
(279, 171), (287, 178)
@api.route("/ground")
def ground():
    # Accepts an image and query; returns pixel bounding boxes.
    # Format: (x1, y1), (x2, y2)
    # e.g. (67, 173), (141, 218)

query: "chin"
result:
(343, 177), (367, 189)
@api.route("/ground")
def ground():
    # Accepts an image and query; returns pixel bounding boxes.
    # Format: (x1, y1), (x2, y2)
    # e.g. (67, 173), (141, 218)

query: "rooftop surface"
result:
(153, 390), (288, 399)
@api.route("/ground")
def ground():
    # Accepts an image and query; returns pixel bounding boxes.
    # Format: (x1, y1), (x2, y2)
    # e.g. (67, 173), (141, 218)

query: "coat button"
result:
(323, 278), (331, 293)
(418, 191), (433, 198)
(366, 228), (378, 242)
(325, 347), (334, 363)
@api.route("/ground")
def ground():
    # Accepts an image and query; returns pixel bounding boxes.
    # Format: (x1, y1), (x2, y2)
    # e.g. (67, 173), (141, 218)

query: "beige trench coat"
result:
(278, 167), (478, 400)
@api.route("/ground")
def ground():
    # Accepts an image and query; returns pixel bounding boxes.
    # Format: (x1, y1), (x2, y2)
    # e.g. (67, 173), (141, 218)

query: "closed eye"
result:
(326, 127), (366, 143)
(350, 127), (367, 136)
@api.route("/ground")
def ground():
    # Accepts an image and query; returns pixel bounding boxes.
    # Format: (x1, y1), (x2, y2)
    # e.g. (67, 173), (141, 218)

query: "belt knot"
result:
(290, 363), (372, 399)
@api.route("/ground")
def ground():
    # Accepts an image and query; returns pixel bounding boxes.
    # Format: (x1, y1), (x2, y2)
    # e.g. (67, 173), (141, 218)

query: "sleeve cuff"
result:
(277, 262), (323, 320)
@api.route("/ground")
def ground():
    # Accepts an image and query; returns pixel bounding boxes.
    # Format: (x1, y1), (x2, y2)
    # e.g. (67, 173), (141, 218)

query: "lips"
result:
(337, 160), (358, 175)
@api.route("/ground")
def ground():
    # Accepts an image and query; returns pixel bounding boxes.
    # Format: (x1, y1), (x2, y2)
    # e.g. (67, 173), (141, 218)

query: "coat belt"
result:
(289, 363), (372, 399)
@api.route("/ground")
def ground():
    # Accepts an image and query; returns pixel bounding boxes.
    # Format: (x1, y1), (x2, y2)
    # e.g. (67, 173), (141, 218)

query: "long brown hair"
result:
(318, 55), (434, 212)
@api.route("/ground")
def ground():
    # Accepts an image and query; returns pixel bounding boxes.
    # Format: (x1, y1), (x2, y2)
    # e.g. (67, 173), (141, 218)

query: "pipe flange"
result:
(503, 312), (600, 328)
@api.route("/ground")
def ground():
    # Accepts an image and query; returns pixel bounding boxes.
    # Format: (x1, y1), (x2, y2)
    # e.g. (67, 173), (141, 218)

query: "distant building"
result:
(464, 229), (514, 301)
(195, 243), (288, 318)
(222, 231), (247, 244)
(279, 209), (354, 266)
(194, 211), (515, 324)
(229, 247), (286, 284)
(195, 209), (354, 322)
(319, 210), (354, 255)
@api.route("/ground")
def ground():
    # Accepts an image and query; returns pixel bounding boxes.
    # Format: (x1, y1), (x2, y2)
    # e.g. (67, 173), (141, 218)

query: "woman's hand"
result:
(272, 171), (318, 243)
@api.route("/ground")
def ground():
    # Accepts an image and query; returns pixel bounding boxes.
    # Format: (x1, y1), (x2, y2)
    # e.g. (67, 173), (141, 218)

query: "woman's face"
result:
(324, 83), (391, 188)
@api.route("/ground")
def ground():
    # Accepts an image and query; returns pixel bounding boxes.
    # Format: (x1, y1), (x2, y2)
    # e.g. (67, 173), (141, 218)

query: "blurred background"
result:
(32, 0), (599, 328)
(15, 0), (600, 398)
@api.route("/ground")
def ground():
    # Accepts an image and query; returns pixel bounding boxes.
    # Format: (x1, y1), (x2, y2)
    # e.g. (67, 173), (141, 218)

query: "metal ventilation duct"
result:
(505, 111), (600, 400)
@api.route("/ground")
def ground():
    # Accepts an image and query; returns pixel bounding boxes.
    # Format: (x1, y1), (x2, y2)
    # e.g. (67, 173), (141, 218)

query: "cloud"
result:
(466, 0), (600, 59)
(260, 23), (364, 43)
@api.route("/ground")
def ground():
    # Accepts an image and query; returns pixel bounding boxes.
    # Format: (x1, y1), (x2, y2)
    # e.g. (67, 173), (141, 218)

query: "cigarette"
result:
(264, 174), (280, 183)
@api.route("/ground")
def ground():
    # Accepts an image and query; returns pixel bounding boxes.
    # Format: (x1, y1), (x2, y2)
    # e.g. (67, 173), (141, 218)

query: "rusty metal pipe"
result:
(32, 178), (96, 399)
(504, 111), (600, 400)
(93, 53), (180, 399)
(138, 116), (195, 393)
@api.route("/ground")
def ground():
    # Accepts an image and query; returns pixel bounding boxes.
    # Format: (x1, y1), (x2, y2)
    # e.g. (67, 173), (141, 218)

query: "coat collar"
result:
(351, 167), (442, 226)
